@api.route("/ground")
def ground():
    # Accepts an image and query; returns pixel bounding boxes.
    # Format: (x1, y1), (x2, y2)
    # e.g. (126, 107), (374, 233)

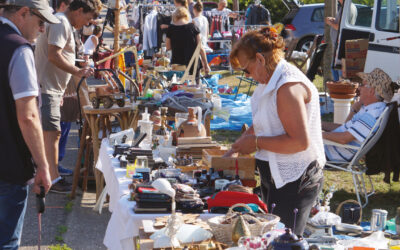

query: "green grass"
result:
(54, 225), (68, 243)
(220, 70), (326, 95)
(57, 225), (68, 234)
(49, 244), (72, 250)
(64, 201), (73, 213)
(211, 130), (241, 146)
(325, 171), (400, 220)
(55, 235), (64, 242)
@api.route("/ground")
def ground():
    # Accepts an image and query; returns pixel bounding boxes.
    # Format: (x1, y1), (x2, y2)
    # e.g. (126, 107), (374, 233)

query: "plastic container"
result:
(126, 161), (135, 178)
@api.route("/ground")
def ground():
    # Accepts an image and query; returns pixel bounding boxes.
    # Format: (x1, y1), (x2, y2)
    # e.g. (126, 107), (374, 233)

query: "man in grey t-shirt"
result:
(35, 0), (100, 193)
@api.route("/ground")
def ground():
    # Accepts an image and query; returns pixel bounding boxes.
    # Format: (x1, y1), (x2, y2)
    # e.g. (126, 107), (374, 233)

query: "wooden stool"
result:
(71, 104), (135, 200)
(71, 120), (93, 199)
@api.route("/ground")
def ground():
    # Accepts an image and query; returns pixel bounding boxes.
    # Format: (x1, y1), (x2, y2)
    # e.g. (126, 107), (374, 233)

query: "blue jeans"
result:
(58, 121), (72, 162)
(331, 68), (342, 81)
(0, 180), (28, 250)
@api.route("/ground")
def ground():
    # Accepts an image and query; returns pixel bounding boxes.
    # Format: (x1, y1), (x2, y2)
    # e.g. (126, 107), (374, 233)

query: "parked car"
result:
(281, 0), (373, 52)
(281, 1), (325, 52)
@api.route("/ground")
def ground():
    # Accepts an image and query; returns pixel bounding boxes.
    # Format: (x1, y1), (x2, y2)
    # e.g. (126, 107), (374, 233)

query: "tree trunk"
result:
(323, 0), (337, 87)
(232, 0), (239, 11)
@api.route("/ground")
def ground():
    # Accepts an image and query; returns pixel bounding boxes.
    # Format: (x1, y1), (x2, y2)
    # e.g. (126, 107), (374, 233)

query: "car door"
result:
(363, 0), (400, 81)
(333, 0), (374, 67)
(281, 0), (300, 25)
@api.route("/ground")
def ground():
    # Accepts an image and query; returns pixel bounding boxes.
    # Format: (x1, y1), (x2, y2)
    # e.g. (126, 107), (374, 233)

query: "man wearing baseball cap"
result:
(0, 0), (58, 248)
(323, 68), (394, 162)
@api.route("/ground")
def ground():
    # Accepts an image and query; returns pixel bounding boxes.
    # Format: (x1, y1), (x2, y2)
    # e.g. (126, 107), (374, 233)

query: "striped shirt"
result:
(325, 102), (386, 162)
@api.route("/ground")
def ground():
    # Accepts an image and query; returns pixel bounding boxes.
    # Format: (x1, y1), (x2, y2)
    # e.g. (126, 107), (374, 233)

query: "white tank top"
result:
(193, 16), (209, 48)
(83, 35), (97, 55)
(251, 59), (326, 189)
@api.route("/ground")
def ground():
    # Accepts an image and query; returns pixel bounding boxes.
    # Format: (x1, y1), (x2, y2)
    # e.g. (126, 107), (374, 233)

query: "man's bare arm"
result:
(48, 44), (93, 78)
(16, 96), (51, 193)
(322, 121), (341, 131)
(323, 131), (355, 144)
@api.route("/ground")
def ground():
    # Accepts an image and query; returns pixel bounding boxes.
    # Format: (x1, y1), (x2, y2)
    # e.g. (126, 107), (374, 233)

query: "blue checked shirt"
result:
(325, 102), (386, 162)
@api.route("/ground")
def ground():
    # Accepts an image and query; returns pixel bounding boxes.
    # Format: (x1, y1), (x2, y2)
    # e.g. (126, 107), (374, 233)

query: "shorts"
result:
(41, 93), (63, 131)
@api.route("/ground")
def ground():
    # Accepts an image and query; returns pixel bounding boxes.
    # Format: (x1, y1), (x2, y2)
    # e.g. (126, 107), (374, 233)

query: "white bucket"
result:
(331, 98), (354, 124)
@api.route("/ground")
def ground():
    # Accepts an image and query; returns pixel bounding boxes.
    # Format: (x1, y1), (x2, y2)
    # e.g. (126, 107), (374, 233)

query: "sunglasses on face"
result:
(240, 60), (253, 74)
(30, 10), (46, 27)
(360, 82), (371, 88)
(242, 67), (250, 75)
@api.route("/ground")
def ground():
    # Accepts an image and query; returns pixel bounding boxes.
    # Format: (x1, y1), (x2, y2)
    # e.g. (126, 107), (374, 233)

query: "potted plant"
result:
(326, 80), (359, 99)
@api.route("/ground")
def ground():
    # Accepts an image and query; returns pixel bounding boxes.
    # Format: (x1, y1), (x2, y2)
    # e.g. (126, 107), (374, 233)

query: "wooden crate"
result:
(202, 149), (255, 180)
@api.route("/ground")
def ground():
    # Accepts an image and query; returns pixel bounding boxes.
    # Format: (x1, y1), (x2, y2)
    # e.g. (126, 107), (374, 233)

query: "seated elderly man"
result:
(323, 68), (394, 161)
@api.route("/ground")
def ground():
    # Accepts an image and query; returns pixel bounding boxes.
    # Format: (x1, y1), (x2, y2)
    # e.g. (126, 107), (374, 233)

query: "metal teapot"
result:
(268, 228), (309, 250)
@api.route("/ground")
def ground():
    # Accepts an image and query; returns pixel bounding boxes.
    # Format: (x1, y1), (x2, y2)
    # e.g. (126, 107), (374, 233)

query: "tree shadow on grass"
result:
(329, 189), (400, 221)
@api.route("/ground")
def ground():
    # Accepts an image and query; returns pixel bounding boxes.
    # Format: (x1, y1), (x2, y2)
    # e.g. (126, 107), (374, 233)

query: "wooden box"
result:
(343, 58), (366, 79)
(202, 149), (255, 180)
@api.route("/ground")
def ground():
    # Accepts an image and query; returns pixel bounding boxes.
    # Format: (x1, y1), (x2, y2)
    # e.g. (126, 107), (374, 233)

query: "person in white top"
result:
(210, 0), (236, 18)
(192, 1), (212, 53)
(107, 0), (129, 29)
(226, 27), (325, 235)
(83, 25), (101, 56)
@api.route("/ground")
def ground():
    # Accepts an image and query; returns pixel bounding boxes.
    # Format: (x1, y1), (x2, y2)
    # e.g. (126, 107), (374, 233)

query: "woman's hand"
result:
(222, 149), (238, 157)
(204, 64), (211, 75)
(231, 134), (257, 155)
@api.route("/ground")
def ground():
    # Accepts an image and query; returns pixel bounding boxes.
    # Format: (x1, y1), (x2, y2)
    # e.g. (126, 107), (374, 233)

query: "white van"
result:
(333, 0), (400, 81)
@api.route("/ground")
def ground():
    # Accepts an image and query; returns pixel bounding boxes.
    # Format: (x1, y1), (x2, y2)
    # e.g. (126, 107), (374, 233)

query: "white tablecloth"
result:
(96, 139), (218, 250)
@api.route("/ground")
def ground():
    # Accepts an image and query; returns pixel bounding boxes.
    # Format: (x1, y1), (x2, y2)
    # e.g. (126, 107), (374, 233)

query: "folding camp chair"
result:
(285, 35), (323, 73)
(234, 72), (258, 100)
(324, 103), (394, 208)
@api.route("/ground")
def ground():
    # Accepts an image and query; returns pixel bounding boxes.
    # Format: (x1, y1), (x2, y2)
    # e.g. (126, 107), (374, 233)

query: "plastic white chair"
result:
(324, 104), (393, 208)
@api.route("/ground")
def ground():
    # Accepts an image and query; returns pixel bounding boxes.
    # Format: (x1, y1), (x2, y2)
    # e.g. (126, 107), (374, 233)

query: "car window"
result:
(347, 0), (373, 28)
(377, 0), (399, 33)
(203, 2), (218, 11)
(311, 7), (324, 22)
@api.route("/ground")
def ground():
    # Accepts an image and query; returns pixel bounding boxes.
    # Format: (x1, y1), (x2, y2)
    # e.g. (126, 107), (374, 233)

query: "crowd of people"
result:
(0, 0), (397, 248)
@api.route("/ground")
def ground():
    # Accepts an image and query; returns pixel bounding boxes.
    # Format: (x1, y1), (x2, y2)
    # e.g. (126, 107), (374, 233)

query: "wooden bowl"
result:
(326, 81), (359, 95)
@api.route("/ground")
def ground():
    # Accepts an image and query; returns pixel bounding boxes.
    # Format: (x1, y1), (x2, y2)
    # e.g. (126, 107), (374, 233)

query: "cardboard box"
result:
(202, 149), (255, 180)
(343, 58), (366, 79)
(345, 39), (369, 59)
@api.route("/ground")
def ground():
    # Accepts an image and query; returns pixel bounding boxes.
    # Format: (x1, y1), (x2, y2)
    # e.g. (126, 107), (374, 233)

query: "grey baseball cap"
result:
(3, 0), (60, 24)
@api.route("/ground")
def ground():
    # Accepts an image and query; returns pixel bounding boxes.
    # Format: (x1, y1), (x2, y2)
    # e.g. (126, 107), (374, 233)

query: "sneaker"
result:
(50, 178), (72, 194)
(58, 165), (73, 176)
